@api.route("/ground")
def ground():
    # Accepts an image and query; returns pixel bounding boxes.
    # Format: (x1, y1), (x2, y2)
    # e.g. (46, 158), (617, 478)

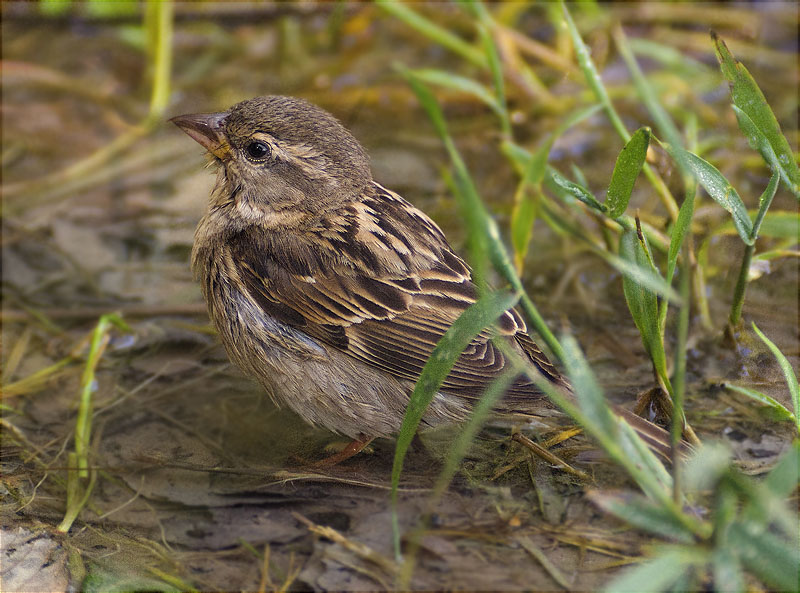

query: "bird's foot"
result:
(311, 437), (374, 467)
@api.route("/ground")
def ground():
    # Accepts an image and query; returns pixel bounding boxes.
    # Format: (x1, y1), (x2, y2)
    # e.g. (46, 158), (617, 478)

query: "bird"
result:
(171, 95), (675, 464)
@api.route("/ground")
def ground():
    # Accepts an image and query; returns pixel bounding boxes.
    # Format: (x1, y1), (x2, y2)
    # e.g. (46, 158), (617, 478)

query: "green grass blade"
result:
(515, 105), (604, 185)
(734, 472), (798, 540)
(390, 290), (520, 559)
(74, 313), (129, 478)
(666, 189), (696, 286)
(603, 248), (681, 302)
(683, 442), (732, 493)
(659, 184), (695, 335)
(714, 209), (799, 240)
(617, 420), (674, 495)
(727, 522), (799, 592)
(751, 322), (800, 433)
(561, 337), (619, 440)
(732, 105), (798, 200)
(671, 147), (754, 244)
(546, 166), (606, 212)
(605, 127), (651, 219)
(503, 337), (704, 534)
(431, 365), (519, 501)
(378, 1), (487, 68)
(560, 0), (628, 142)
(764, 441), (799, 500)
(589, 491), (695, 543)
(750, 170), (781, 242)
(620, 229), (670, 390)
(604, 548), (696, 593)
(409, 68), (502, 118)
(713, 32), (800, 197)
(401, 67), (491, 279)
(712, 548), (745, 593)
(506, 104), (602, 268)
(561, 1), (680, 221)
(510, 190), (538, 272)
(40, 0), (73, 16)
(402, 67), (565, 362)
(614, 27), (688, 176)
(724, 383), (796, 424)
(626, 38), (711, 77)
(754, 210), (800, 239)
(144, 0), (173, 120)
(478, 24), (511, 137)
(559, 335), (676, 504)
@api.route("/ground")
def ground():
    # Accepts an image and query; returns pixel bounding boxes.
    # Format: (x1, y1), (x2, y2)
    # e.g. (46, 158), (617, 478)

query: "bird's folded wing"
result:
(225, 191), (561, 397)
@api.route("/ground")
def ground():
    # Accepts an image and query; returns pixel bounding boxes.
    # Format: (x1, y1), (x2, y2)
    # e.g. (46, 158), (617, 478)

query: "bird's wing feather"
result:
(227, 183), (563, 397)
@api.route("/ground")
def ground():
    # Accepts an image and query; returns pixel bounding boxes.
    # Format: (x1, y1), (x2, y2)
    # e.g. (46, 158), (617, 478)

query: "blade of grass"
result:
(626, 38), (711, 77)
(546, 167), (607, 212)
(724, 383), (795, 423)
(711, 548), (745, 593)
(613, 26), (687, 175)
(712, 32), (800, 197)
(2, 356), (74, 398)
(729, 171), (781, 327)
(75, 313), (130, 477)
(506, 104), (602, 270)
(496, 337), (708, 538)
(560, 0), (627, 141)
(560, 0), (679, 220)
(664, 188), (696, 305)
(603, 547), (698, 593)
(605, 127), (651, 219)
(431, 365), (519, 501)
(407, 68), (502, 118)
(558, 336), (676, 504)
(751, 322), (800, 432)
(478, 23), (511, 138)
(588, 491), (696, 543)
(390, 290), (520, 560)
(620, 228), (671, 393)
(57, 451), (99, 533)
(749, 169), (781, 242)
(731, 473), (797, 540)
(727, 522), (799, 592)
(733, 105), (798, 200)
(683, 442), (732, 493)
(713, 209), (799, 240)
(615, 23), (705, 384)
(669, 146), (754, 244)
(144, 0), (173, 120)
(616, 419), (675, 497)
(670, 244), (691, 501)
(378, 1), (487, 68)
(763, 440), (799, 499)
(402, 66), (565, 361)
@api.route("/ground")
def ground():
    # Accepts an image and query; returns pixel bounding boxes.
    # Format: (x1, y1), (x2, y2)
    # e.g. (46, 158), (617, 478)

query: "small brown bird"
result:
(172, 95), (672, 462)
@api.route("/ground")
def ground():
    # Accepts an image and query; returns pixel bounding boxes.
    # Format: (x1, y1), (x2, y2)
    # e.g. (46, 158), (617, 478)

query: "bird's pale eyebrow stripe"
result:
(249, 132), (323, 160)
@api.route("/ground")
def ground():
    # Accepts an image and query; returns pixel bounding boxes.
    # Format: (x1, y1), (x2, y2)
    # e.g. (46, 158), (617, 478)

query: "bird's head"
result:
(171, 95), (371, 219)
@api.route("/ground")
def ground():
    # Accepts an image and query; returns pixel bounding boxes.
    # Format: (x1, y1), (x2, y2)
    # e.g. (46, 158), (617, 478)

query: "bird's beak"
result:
(170, 111), (231, 160)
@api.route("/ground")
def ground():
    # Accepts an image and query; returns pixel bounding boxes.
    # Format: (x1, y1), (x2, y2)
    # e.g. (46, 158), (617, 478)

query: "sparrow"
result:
(171, 95), (673, 462)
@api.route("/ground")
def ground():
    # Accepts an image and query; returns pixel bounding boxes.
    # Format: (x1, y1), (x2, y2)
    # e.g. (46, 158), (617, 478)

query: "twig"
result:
(512, 432), (589, 480)
(292, 512), (398, 575)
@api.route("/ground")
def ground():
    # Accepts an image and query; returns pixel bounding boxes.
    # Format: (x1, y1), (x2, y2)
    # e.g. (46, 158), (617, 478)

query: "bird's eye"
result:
(244, 141), (270, 160)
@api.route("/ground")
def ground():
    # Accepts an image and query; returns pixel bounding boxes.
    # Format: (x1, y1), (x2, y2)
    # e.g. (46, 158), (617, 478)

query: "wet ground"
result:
(2, 3), (798, 592)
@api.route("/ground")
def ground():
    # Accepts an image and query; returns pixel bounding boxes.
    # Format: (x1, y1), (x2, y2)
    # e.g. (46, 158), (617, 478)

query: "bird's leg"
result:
(312, 436), (374, 467)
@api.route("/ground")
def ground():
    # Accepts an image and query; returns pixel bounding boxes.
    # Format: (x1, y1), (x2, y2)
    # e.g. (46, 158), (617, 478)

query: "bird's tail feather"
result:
(613, 405), (692, 464)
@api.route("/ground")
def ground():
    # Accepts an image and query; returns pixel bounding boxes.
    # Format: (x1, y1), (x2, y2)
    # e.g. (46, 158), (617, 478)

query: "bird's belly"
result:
(208, 285), (471, 438)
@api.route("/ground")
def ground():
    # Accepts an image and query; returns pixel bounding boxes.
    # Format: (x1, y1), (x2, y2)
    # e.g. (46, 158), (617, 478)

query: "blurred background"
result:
(2, 2), (798, 591)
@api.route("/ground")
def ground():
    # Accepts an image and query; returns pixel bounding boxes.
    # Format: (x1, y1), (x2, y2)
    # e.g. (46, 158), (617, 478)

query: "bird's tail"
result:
(613, 405), (692, 464)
